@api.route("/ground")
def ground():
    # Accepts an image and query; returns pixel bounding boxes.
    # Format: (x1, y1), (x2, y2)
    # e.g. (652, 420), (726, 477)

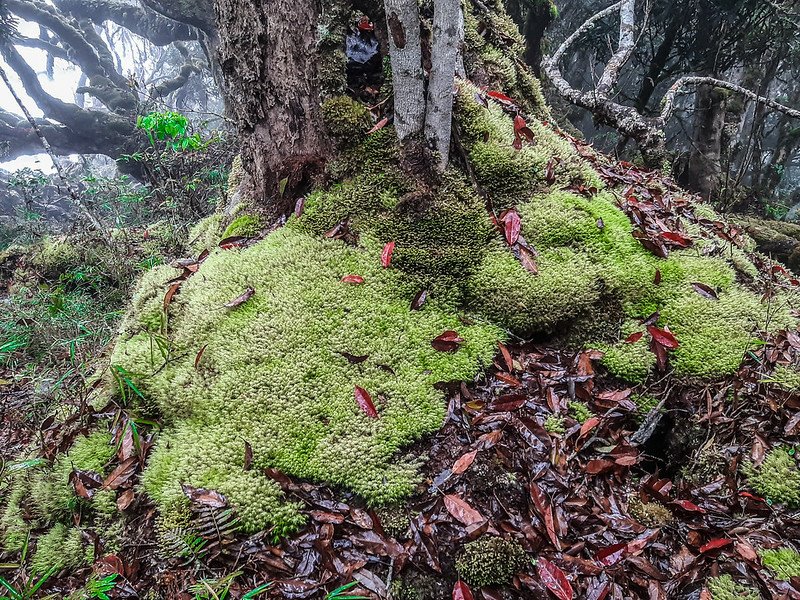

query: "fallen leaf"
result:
(698, 538), (732, 553)
(338, 351), (369, 364)
(691, 282), (718, 300)
(537, 557), (573, 600)
(163, 282), (181, 312)
(647, 326), (679, 349)
(624, 332), (644, 344)
(70, 469), (103, 499)
(368, 116), (389, 135)
(381, 241), (395, 268)
(180, 483), (228, 508)
(443, 494), (484, 525)
(498, 342), (513, 371)
(341, 275), (365, 285)
(453, 580), (474, 600)
(411, 290), (428, 310)
(194, 344), (208, 369)
(225, 287), (255, 309)
(355, 386), (379, 418)
(116, 488), (135, 511)
(452, 450), (478, 475)
(502, 210), (521, 246)
(243, 440), (253, 471)
(432, 330), (465, 352)
(102, 457), (139, 490)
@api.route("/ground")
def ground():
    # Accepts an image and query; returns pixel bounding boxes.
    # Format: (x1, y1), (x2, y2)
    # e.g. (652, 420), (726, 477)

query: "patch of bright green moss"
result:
(744, 446), (800, 506)
(707, 574), (759, 600)
(321, 95), (372, 141)
(188, 213), (224, 255)
(221, 214), (262, 239)
(30, 523), (93, 575)
(569, 401), (592, 423)
(0, 482), (29, 553)
(113, 228), (500, 535)
(768, 365), (800, 392)
(455, 536), (528, 588)
(760, 547), (800, 580)
(544, 414), (565, 434)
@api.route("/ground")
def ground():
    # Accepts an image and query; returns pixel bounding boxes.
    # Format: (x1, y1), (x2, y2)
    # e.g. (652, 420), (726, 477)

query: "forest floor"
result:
(2, 148), (800, 600)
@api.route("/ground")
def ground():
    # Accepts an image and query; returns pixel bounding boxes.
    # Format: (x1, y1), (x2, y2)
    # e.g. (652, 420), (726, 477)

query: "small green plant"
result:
(325, 581), (369, 600)
(110, 365), (146, 406)
(82, 574), (117, 600)
(137, 111), (206, 152)
(0, 536), (57, 600)
(189, 571), (270, 600)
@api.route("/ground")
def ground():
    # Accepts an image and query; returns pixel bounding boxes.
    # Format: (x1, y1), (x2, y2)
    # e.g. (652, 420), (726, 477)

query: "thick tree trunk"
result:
(214, 0), (329, 219)
(384, 0), (425, 143)
(686, 84), (727, 201)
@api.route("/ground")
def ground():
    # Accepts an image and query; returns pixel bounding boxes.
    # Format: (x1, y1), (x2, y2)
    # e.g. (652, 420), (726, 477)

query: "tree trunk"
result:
(214, 0), (330, 220)
(384, 0), (425, 143)
(686, 84), (727, 201)
(634, 13), (680, 114)
(523, 0), (554, 76)
(425, 0), (462, 170)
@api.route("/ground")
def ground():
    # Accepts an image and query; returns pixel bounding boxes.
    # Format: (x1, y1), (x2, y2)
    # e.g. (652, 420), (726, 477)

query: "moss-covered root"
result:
(455, 536), (528, 588)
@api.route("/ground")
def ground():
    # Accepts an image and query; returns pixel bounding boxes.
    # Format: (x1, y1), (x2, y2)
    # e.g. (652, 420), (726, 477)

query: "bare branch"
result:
(660, 76), (800, 123)
(595, 0), (636, 95)
(549, 0), (624, 66)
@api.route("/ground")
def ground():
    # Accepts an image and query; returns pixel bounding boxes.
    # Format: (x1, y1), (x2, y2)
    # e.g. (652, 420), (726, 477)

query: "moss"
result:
(707, 574), (759, 600)
(188, 213), (224, 255)
(568, 401), (592, 423)
(0, 481), (29, 553)
(321, 95), (373, 141)
(375, 505), (410, 538)
(467, 247), (600, 336)
(759, 547), (800, 580)
(221, 214), (263, 239)
(29, 431), (115, 522)
(30, 523), (93, 575)
(113, 228), (500, 535)
(455, 536), (528, 588)
(228, 155), (243, 197)
(632, 394), (661, 418)
(544, 414), (565, 434)
(595, 336), (655, 383)
(628, 496), (673, 527)
(768, 365), (800, 392)
(744, 446), (800, 506)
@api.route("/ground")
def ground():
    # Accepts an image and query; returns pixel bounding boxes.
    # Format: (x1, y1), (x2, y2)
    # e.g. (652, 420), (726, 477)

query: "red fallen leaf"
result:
(443, 494), (484, 525)
(411, 290), (428, 310)
(243, 440), (253, 471)
(585, 580), (610, 600)
(354, 386), (379, 418)
(579, 416), (600, 437)
(116, 488), (135, 511)
(452, 450), (478, 474)
(311, 510), (346, 524)
(735, 540), (759, 562)
(163, 282), (181, 312)
(545, 158), (557, 184)
(341, 275), (365, 284)
(653, 269), (662, 285)
(501, 210), (521, 245)
(180, 483), (228, 508)
(453, 580), (474, 600)
(699, 538), (732, 553)
(691, 282), (718, 300)
(498, 342), (513, 371)
(537, 557), (573, 600)
(518, 243), (539, 274)
(530, 482), (560, 550)
(432, 330), (465, 352)
(624, 331), (644, 344)
(381, 241), (395, 268)
(486, 90), (518, 107)
(495, 371), (522, 387)
(94, 554), (125, 577)
(367, 116), (389, 135)
(647, 326), (679, 349)
(225, 287), (255, 309)
(660, 231), (692, 247)
(595, 542), (628, 566)
(491, 393), (526, 411)
(672, 499), (706, 513)
(194, 344), (208, 369)
(584, 459), (616, 475)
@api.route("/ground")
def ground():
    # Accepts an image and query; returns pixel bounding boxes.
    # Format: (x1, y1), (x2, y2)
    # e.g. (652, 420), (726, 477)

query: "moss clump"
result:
(768, 365), (800, 392)
(228, 155), (243, 196)
(29, 431), (115, 522)
(0, 482), (29, 553)
(375, 505), (410, 539)
(628, 496), (673, 528)
(760, 547), (800, 580)
(113, 228), (500, 535)
(467, 247), (600, 336)
(544, 414), (565, 434)
(321, 95), (373, 141)
(188, 213), (224, 254)
(455, 536), (528, 588)
(744, 446), (800, 506)
(30, 523), (93, 575)
(596, 337), (655, 383)
(221, 214), (263, 239)
(568, 401), (592, 423)
(707, 574), (759, 600)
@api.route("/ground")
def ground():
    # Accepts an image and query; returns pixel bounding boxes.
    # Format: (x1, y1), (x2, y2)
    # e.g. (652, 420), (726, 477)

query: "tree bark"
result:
(214, 0), (329, 219)
(523, 0), (554, 76)
(425, 0), (462, 170)
(384, 0), (425, 143)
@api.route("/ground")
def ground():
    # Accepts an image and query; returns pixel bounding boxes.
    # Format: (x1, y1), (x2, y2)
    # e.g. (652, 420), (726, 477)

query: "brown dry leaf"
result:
(452, 450), (478, 475)
(443, 494), (484, 526)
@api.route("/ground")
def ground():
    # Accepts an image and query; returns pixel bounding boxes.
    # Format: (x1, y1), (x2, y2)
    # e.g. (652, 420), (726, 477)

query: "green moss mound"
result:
(30, 523), (93, 575)
(760, 547), (800, 581)
(112, 228), (499, 534)
(707, 574), (759, 600)
(744, 446), (800, 506)
(455, 536), (528, 588)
